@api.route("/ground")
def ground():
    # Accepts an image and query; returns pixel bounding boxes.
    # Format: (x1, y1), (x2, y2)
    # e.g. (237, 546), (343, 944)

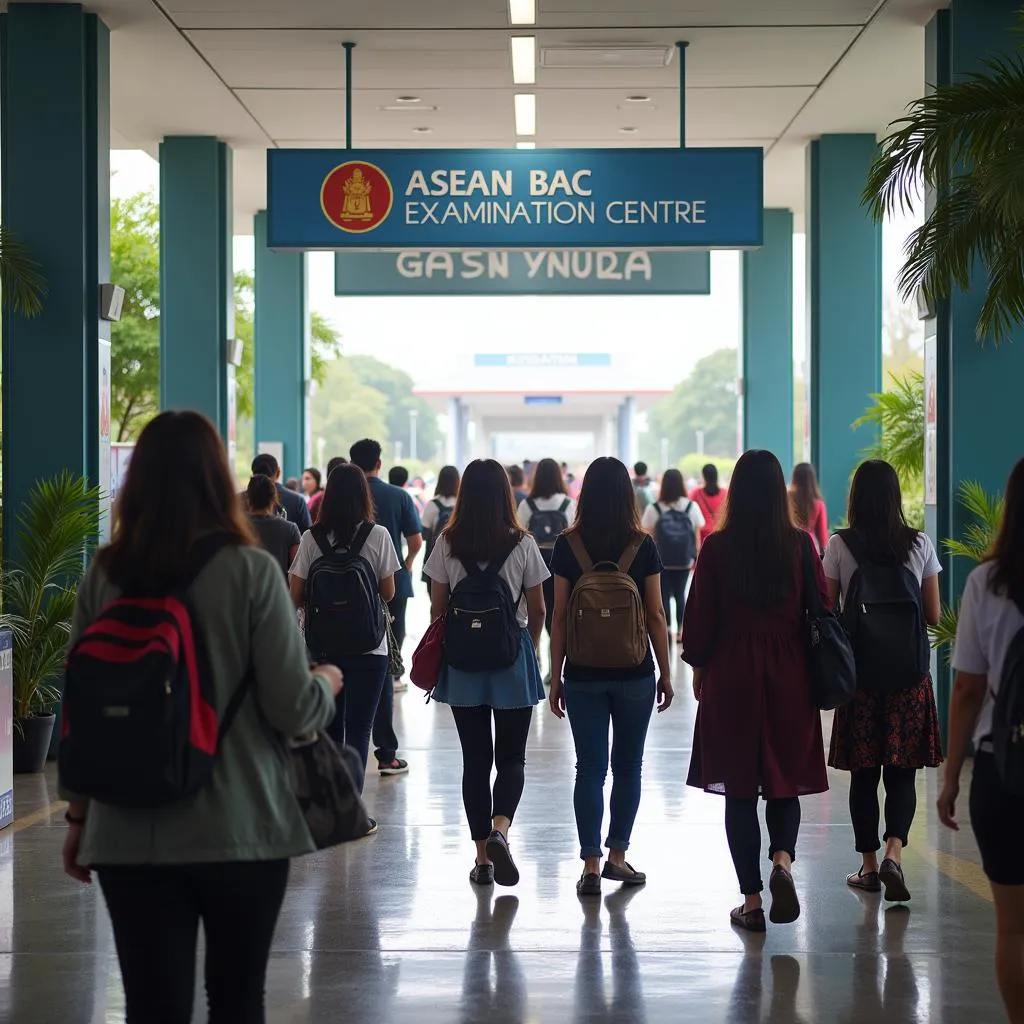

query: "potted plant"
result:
(1, 472), (101, 772)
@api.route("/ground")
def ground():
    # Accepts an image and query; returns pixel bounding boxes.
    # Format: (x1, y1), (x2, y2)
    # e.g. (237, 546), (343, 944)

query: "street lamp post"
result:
(409, 409), (419, 461)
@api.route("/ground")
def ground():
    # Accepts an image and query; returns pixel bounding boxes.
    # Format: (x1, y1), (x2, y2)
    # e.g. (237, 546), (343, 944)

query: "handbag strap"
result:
(800, 532), (826, 619)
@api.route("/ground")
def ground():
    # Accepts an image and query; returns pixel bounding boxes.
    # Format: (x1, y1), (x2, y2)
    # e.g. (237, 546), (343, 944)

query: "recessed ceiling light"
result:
(510, 36), (536, 85)
(514, 93), (536, 136)
(625, 95), (651, 103)
(413, 126), (432, 134)
(619, 126), (639, 134)
(395, 95), (421, 104)
(517, 142), (536, 149)
(508, 0), (535, 26)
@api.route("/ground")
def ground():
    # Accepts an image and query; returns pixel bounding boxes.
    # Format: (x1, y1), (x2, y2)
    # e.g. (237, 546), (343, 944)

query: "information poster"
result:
(98, 339), (112, 539)
(109, 444), (134, 508)
(227, 369), (238, 467)
(0, 629), (13, 830)
(924, 337), (937, 506)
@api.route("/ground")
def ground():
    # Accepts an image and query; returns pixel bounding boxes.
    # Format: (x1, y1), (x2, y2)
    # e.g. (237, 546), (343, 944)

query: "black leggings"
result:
(451, 705), (534, 840)
(542, 572), (555, 637)
(660, 569), (690, 633)
(724, 796), (801, 895)
(849, 765), (917, 853)
(97, 859), (289, 1024)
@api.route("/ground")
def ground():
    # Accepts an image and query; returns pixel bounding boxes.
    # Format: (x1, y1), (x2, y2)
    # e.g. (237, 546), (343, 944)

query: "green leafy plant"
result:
(0, 225), (48, 317)
(854, 371), (925, 485)
(864, 43), (1024, 343)
(0, 473), (102, 721)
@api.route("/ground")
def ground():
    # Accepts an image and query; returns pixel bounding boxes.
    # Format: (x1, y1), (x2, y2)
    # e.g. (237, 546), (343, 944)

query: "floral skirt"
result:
(828, 678), (943, 772)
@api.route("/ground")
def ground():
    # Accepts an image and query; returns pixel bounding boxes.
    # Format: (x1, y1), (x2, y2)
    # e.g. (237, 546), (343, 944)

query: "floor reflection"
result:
(460, 892), (525, 1023)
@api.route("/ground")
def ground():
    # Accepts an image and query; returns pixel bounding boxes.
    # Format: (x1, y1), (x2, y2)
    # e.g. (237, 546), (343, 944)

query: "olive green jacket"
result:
(59, 544), (336, 865)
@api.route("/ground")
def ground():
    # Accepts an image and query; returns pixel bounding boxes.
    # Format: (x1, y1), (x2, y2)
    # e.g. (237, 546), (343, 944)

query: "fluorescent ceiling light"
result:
(508, 0), (535, 25)
(517, 142), (536, 149)
(514, 93), (536, 136)
(510, 36), (536, 85)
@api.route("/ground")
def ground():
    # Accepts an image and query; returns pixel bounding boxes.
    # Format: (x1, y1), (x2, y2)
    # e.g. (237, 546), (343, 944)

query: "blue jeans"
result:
(326, 654), (388, 784)
(564, 676), (656, 859)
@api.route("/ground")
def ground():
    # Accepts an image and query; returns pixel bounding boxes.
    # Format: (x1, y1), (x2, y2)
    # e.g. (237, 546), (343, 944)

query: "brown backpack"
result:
(566, 533), (648, 669)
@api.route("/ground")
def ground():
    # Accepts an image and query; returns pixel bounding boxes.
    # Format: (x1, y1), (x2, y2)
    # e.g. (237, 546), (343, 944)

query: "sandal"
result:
(879, 858), (911, 902)
(846, 867), (881, 893)
(768, 866), (801, 924)
(601, 861), (647, 886)
(730, 905), (766, 932)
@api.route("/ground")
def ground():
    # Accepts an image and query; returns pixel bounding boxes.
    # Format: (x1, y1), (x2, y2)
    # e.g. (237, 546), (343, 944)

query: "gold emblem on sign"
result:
(340, 168), (374, 222)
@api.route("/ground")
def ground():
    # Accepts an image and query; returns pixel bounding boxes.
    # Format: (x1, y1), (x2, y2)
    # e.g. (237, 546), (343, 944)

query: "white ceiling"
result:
(9, 0), (942, 232)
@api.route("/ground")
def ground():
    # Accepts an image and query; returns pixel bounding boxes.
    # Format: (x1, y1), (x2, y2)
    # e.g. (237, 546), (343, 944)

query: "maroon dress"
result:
(682, 533), (829, 800)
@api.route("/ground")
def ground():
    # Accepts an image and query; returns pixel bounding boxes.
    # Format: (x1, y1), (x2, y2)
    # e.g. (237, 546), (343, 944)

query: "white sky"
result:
(112, 149), (919, 388)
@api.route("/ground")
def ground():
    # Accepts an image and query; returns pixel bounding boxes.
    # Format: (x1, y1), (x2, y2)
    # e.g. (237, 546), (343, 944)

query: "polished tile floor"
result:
(0, 598), (1004, 1022)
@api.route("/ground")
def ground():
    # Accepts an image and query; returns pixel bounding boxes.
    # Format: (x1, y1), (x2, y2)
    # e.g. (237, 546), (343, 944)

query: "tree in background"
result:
(884, 297), (924, 381)
(644, 348), (739, 466)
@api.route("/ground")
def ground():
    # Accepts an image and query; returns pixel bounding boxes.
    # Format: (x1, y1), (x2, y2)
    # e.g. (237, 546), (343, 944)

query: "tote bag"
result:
(288, 733), (372, 848)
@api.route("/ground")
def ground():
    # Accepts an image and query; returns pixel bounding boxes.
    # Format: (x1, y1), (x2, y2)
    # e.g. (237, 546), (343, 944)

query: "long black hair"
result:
(702, 463), (720, 497)
(658, 468), (686, 504)
(435, 465), (460, 499)
(790, 462), (822, 529)
(847, 460), (918, 564)
(317, 463), (374, 544)
(567, 457), (642, 564)
(989, 457), (1024, 604)
(444, 459), (524, 564)
(529, 457), (567, 500)
(720, 449), (801, 606)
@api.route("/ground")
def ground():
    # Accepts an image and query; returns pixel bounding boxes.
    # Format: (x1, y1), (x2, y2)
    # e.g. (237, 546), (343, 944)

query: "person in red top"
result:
(790, 462), (829, 555)
(682, 449), (829, 933)
(689, 463), (727, 545)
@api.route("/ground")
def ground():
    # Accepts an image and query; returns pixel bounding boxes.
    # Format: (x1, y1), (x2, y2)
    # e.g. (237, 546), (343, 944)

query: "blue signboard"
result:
(334, 249), (710, 296)
(524, 395), (564, 405)
(268, 148), (763, 251)
(474, 354), (610, 368)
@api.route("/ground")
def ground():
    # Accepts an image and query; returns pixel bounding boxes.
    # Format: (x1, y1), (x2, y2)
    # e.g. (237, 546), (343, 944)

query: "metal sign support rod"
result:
(676, 41), (689, 148)
(343, 42), (355, 149)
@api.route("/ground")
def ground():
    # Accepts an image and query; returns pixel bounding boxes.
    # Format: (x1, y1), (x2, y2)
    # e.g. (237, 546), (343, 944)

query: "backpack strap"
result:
(558, 498), (571, 514)
(433, 498), (445, 513)
(799, 532), (827, 618)
(527, 498), (539, 514)
(835, 528), (866, 566)
(567, 531), (594, 572)
(310, 524), (334, 558)
(684, 500), (694, 516)
(617, 537), (644, 573)
(654, 504), (663, 519)
(217, 668), (253, 745)
(348, 521), (374, 556)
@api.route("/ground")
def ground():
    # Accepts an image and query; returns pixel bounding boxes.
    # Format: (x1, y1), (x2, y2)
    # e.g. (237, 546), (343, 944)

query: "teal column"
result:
(926, 1), (1024, 734)
(807, 135), (882, 523)
(254, 210), (309, 477)
(159, 138), (234, 439)
(0, 4), (111, 559)
(742, 209), (794, 465)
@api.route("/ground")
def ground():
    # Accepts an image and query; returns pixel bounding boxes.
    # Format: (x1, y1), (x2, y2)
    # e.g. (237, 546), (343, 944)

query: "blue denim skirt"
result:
(431, 628), (544, 709)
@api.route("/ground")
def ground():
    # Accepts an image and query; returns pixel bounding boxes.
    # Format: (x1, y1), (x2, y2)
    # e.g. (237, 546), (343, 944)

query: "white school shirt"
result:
(424, 534), (550, 627)
(822, 532), (943, 595)
(288, 523), (400, 657)
(953, 561), (1024, 748)
(517, 494), (577, 532)
(421, 495), (456, 533)
(640, 499), (705, 568)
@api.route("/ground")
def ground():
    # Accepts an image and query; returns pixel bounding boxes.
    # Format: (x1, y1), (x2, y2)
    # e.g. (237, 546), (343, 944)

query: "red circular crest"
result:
(320, 160), (394, 234)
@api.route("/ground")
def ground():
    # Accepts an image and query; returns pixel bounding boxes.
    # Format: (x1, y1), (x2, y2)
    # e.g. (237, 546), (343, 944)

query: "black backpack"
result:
(527, 498), (571, 549)
(444, 545), (521, 672)
(654, 502), (697, 568)
(60, 535), (250, 809)
(836, 529), (929, 693)
(305, 523), (386, 661)
(990, 601), (1024, 796)
(422, 499), (453, 582)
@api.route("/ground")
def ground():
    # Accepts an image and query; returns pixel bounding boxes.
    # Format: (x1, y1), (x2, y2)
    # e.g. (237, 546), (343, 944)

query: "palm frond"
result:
(853, 372), (925, 485)
(929, 602), (960, 656)
(0, 226), (47, 317)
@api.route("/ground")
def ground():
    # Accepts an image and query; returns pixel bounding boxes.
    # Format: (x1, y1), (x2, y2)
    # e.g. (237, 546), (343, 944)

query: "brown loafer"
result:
(847, 868), (881, 893)
(879, 858), (911, 902)
(730, 905), (766, 932)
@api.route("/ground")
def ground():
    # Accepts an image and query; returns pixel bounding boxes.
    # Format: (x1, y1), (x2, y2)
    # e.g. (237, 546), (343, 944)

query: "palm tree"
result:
(863, 45), (1024, 343)
(0, 226), (47, 316)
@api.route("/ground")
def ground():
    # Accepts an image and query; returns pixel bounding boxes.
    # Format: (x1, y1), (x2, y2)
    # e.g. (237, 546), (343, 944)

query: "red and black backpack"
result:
(59, 534), (250, 808)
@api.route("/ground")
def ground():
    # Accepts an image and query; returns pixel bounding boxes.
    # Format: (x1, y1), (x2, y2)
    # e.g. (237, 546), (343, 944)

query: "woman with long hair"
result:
(289, 463), (399, 801)
(690, 463), (727, 544)
(59, 411), (342, 1022)
(424, 459), (548, 888)
(548, 457), (673, 896)
(247, 473), (301, 577)
(825, 460), (942, 902)
(421, 464), (460, 595)
(940, 457), (1024, 1023)
(641, 467), (704, 643)
(518, 457), (577, 669)
(683, 449), (828, 932)
(790, 462), (829, 554)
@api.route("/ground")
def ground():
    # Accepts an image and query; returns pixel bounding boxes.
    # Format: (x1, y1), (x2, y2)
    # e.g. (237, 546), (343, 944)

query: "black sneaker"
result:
(359, 818), (379, 838)
(379, 758), (409, 777)
(485, 830), (520, 887)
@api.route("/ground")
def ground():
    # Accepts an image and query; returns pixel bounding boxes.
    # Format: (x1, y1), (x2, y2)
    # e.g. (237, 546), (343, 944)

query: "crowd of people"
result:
(56, 413), (1024, 1024)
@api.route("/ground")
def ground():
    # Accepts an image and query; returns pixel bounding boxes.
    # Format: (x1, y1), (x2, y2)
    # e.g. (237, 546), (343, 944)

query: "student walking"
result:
(247, 474), (301, 578)
(289, 463), (399, 812)
(421, 465), (460, 595)
(548, 457), (673, 897)
(824, 460), (942, 902)
(301, 466), (322, 505)
(790, 462), (829, 555)
(423, 459), (548, 888)
(690, 463), (727, 545)
(59, 410), (342, 1024)
(641, 468), (704, 643)
(940, 456), (1024, 1024)
(683, 449), (828, 932)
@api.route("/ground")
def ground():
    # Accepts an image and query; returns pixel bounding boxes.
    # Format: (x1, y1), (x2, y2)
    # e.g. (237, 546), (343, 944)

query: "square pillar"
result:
(617, 396), (636, 466)
(0, 4), (111, 555)
(159, 137), (234, 439)
(254, 210), (309, 478)
(807, 134), (882, 521)
(742, 209), (794, 467)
